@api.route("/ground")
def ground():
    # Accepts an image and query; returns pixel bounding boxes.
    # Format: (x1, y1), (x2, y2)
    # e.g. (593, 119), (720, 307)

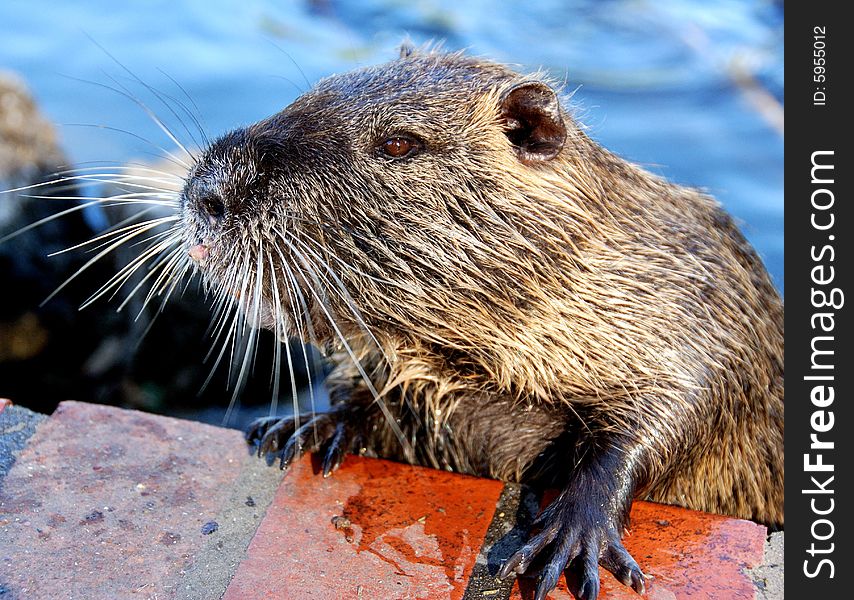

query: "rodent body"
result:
(182, 47), (783, 599)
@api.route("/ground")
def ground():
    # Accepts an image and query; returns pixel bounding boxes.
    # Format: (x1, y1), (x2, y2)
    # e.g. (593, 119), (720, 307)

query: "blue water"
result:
(0, 0), (783, 291)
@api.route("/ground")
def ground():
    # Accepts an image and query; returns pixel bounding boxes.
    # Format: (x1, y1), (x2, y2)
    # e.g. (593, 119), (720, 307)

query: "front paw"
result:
(245, 410), (359, 476)
(498, 491), (645, 600)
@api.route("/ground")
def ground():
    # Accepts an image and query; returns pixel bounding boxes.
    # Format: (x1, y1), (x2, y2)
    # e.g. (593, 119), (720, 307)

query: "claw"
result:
(498, 551), (526, 580)
(244, 416), (279, 443)
(566, 551), (602, 600)
(259, 430), (277, 456)
(499, 518), (562, 579)
(259, 421), (291, 456)
(322, 421), (350, 477)
(573, 574), (600, 600)
(245, 412), (349, 472)
(279, 434), (304, 470)
(601, 539), (645, 594)
(500, 487), (642, 600)
(530, 521), (580, 599)
(631, 568), (646, 594)
(534, 563), (563, 600)
(245, 409), (360, 480)
(247, 415), (303, 459)
(279, 419), (320, 470)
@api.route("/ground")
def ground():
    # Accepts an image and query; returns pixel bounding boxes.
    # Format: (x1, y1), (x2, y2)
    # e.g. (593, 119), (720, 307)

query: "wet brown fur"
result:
(181, 49), (784, 528)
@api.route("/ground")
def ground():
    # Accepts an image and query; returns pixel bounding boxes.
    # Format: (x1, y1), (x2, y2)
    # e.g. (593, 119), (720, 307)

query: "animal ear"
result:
(399, 40), (416, 58)
(500, 81), (566, 162)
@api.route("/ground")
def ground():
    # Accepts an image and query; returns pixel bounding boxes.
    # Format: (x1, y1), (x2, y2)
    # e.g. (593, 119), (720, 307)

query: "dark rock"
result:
(0, 71), (129, 413)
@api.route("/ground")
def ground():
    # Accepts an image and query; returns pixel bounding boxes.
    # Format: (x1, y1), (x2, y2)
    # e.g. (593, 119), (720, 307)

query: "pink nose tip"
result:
(188, 244), (210, 264)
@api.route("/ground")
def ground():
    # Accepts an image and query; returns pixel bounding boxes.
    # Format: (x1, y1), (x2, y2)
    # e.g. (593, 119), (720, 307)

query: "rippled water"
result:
(1, 0), (783, 291)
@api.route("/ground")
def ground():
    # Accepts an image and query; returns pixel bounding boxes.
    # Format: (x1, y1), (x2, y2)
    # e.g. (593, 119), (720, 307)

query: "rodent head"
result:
(180, 49), (571, 346)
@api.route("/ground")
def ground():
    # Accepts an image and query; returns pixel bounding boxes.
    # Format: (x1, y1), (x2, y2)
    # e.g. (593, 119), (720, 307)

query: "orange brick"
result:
(224, 455), (504, 600)
(509, 501), (766, 599)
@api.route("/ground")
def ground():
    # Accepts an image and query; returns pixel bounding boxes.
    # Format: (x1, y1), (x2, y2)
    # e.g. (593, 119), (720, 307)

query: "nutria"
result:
(180, 47), (784, 600)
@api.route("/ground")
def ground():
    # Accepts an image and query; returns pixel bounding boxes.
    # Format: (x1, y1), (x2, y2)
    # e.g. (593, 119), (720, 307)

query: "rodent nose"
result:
(200, 193), (225, 227)
(188, 244), (210, 264)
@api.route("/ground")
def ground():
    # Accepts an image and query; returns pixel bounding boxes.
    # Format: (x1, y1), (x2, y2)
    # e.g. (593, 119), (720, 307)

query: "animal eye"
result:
(199, 193), (225, 226)
(380, 136), (420, 159)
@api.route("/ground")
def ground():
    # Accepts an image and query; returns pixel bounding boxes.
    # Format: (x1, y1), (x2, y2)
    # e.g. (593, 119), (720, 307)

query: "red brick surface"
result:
(224, 455), (504, 600)
(510, 501), (766, 600)
(0, 401), (770, 600)
(0, 401), (248, 599)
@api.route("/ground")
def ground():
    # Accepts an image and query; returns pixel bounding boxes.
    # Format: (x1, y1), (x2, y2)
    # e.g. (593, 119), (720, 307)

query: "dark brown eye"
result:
(380, 136), (419, 159)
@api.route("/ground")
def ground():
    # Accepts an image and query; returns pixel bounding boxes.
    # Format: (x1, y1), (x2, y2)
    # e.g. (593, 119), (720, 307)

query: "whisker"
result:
(0, 199), (107, 245)
(41, 215), (174, 306)
(204, 262), (244, 350)
(104, 71), (192, 162)
(287, 233), (390, 364)
(266, 251), (284, 420)
(223, 242), (265, 425)
(48, 213), (176, 256)
(82, 36), (196, 163)
(274, 254), (309, 444)
(299, 230), (394, 286)
(156, 68), (210, 147)
(25, 192), (177, 205)
(287, 247), (414, 462)
(62, 123), (193, 172)
(62, 71), (192, 168)
(279, 256), (323, 445)
(200, 248), (252, 396)
(117, 243), (186, 314)
(288, 232), (423, 433)
(149, 252), (192, 303)
(203, 265), (245, 360)
(2, 170), (182, 200)
(52, 163), (185, 179)
(199, 301), (240, 394)
(0, 173), (127, 196)
(268, 39), (312, 90)
(267, 238), (324, 426)
(82, 230), (182, 310)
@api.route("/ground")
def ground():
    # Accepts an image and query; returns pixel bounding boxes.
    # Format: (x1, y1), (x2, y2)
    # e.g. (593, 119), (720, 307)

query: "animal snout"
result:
(188, 243), (210, 264)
